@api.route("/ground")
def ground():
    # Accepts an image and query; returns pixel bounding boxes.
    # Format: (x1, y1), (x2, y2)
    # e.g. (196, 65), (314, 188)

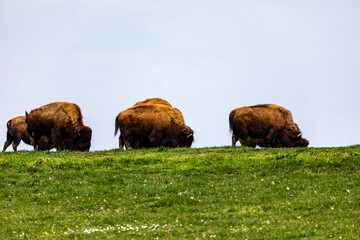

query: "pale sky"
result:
(1, 0), (360, 151)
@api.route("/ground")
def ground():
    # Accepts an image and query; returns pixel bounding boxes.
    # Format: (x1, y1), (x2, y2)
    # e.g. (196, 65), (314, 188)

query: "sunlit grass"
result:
(0, 146), (359, 239)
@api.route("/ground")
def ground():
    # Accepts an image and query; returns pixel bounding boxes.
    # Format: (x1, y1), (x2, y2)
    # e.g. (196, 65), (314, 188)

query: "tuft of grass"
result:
(0, 145), (359, 239)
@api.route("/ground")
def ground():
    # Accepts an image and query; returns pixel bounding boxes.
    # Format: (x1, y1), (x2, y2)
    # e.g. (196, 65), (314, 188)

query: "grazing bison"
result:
(229, 104), (309, 148)
(275, 123), (309, 148)
(26, 102), (92, 151)
(2, 116), (53, 152)
(115, 98), (173, 148)
(115, 101), (193, 149)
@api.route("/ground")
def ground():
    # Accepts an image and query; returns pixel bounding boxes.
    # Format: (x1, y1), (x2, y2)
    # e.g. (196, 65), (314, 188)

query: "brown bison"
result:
(26, 102), (92, 151)
(229, 104), (309, 148)
(115, 100), (193, 149)
(2, 116), (53, 152)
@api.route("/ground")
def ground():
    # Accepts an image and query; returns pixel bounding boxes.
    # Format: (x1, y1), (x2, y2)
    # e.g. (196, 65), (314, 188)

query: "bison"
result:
(229, 104), (309, 148)
(2, 116), (53, 151)
(115, 100), (193, 149)
(26, 102), (92, 151)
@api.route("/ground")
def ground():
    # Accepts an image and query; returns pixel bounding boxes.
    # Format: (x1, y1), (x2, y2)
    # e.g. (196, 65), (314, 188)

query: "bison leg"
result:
(133, 139), (142, 149)
(21, 131), (34, 146)
(162, 138), (178, 147)
(149, 136), (156, 147)
(243, 137), (257, 148)
(37, 136), (52, 151)
(238, 138), (247, 147)
(51, 128), (66, 151)
(149, 130), (162, 147)
(32, 131), (45, 151)
(237, 132), (256, 147)
(232, 134), (238, 146)
(118, 137), (123, 149)
(2, 141), (12, 152)
(119, 130), (135, 149)
(3, 132), (14, 152)
(253, 138), (268, 148)
(118, 133), (124, 149)
(123, 139), (132, 149)
(121, 133), (133, 149)
(12, 137), (22, 151)
(264, 128), (279, 147)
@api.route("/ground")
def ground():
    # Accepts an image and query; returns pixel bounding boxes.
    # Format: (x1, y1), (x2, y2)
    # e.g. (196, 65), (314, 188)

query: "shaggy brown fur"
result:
(26, 102), (92, 151)
(229, 104), (308, 148)
(2, 116), (53, 151)
(115, 104), (193, 149)
(132, 98), (172, 107)
(131, 98), (185, 127)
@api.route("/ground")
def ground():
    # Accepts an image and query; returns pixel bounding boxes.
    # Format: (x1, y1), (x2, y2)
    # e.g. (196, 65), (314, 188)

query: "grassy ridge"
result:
(0, 146), (359, 239)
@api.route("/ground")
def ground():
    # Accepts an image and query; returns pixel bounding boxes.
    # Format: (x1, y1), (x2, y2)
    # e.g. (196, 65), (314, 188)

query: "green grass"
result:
(0, 146), (359, 239)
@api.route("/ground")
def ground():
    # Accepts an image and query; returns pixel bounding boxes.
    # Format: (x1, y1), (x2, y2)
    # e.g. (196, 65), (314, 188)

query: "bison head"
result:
(181, 126), (194, 147)
(278, 125), (309, 148)
(287, 123), (303, 139)
(74, 126), (92, 151)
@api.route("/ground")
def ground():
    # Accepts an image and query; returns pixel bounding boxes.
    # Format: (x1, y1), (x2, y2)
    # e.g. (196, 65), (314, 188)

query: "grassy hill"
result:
(1, 146), (359, 239)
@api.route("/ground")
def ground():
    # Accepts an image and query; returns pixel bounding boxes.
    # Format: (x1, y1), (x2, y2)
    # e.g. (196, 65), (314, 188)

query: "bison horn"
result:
(77, 129), (81, 136)
(187, 133), (193, 138)
(297, 132), (302, 138)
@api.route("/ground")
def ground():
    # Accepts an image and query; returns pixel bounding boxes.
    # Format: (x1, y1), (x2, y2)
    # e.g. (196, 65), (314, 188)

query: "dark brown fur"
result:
(3, 116), (53, 151)
(115, 103), (193, 149)
(26, 102), (92, 151)
(229, 104), (309, 148)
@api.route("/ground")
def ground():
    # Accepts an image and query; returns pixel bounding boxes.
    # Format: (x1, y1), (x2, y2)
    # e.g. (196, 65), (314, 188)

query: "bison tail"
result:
(114, 118), (120, 136)
(6, 119), (12, 128)
(229, 109), (236, 133)
(25, 111), (29, 123)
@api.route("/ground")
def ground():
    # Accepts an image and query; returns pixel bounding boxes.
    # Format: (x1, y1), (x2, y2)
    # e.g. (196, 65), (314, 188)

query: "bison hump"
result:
(58, 102), (84, 127)
(250, 104), (294, 123)
(132, 98), (172, 108)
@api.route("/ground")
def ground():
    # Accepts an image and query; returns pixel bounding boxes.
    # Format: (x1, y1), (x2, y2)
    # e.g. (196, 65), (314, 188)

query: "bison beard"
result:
(229, 104), (309, 148)
(26, 102), (92, 151)
(115, 100), (194, 149)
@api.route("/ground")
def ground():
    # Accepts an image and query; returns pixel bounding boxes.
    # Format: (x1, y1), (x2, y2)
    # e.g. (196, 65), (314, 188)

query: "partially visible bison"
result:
(26, 102), (92, 151)
(229, 104), (309, 148)
(115, 98), (194, 149)
(2, 116), (52, 152)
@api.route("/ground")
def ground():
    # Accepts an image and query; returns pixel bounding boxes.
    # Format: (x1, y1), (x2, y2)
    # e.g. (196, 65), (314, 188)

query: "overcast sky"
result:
(1, 0), (359, 151)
